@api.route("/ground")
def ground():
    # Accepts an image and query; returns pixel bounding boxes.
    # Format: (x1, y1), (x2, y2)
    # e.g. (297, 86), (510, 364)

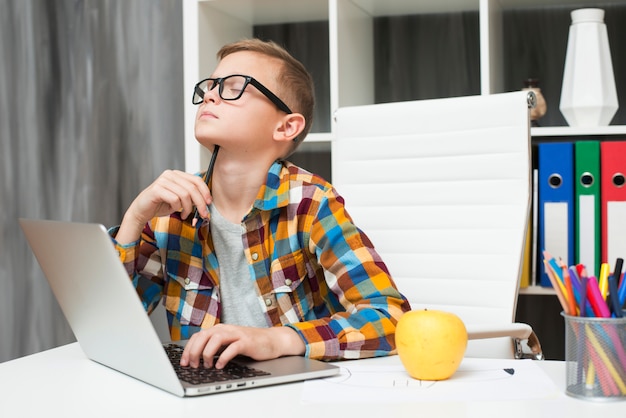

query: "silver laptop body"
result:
(19, 218), (339, 397)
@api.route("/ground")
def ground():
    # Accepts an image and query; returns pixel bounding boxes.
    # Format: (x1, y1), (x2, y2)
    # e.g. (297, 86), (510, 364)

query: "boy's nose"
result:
(203, 84), (221, 104)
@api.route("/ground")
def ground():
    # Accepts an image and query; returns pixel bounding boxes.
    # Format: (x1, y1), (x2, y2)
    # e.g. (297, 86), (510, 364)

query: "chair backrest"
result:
(331, 92), (531, 358)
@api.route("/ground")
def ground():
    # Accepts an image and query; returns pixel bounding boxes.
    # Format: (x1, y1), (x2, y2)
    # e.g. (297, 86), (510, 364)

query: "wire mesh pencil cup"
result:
(562, 312), (626, 401)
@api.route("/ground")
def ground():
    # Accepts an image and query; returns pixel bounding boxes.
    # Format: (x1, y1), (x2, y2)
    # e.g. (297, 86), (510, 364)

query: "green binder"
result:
(574, 141), (601, 278)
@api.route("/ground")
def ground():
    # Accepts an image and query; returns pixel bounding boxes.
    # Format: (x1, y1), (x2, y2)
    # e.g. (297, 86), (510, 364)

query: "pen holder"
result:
(562, 312), (626, 401)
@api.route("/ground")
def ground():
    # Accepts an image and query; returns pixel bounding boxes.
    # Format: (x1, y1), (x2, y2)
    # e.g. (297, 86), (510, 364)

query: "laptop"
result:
(19, 218), (340, 397)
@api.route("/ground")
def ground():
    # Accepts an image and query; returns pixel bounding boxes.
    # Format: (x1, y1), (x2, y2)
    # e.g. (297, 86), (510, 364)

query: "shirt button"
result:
(284, 279), (292, 286)
(265, 298), (272, 307)
(184, 278), (191, 285)
(251, 252), (259, 261)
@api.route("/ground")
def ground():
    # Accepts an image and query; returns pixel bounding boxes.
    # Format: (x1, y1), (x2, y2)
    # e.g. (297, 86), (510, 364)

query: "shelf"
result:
(532, 125), (626, 137)
(519, 285), (556, 296)
(299, 134), (333, 153)
(497, 0), (626, 10)
(197, 0), (328, 25)
(348, 0), (479, 16)
(184, 0), (626, 174)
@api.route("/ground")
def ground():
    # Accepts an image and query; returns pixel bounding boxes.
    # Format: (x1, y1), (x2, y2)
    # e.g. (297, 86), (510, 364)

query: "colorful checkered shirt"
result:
(110, 160), (411, 360)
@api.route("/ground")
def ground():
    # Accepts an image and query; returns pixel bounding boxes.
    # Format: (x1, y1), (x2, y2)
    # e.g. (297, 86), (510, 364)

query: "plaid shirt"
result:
(110, 161), (410, 360)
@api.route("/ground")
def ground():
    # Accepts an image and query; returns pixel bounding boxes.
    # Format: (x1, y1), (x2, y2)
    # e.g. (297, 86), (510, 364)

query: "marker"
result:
(586, 276), (611, 318)
(598, 262), (610, 300)
(579, 275), (590, 317)
(608, 276), (623, 317)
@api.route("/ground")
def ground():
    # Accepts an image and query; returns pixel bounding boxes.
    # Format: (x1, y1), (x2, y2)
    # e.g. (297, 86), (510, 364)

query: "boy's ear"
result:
(273, 113), (305, 143)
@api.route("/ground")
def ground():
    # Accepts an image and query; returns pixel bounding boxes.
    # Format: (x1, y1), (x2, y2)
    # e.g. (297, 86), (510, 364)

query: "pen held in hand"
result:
(192, 145), (219, 227)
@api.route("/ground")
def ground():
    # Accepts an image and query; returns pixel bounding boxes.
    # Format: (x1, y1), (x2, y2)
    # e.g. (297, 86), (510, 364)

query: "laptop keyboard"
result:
(164, 344), (271, 385)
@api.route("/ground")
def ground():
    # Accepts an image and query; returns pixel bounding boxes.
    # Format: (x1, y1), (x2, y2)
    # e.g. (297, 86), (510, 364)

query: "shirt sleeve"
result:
(286, 188), (412, 360)
(108, 224), (165, 315)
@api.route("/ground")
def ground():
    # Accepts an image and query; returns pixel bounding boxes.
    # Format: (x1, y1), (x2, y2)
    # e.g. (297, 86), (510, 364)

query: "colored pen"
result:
(609, 276), (624, 318)
(192, 145), (219, 227)
(612, 258), (623, 286)
(570, 268), (592, 317)
(576, 263), (585, 279)
(586, 324), (626, 394)
(579, 275), (590, 317)
(618, 267), (626, 310)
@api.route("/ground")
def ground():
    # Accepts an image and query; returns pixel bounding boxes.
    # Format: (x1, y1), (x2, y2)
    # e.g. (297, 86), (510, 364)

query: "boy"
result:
(110, 39), (410, 370)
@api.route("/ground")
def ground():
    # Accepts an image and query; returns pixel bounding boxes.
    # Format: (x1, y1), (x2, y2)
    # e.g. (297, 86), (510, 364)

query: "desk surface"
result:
(1, 343), (623, 418)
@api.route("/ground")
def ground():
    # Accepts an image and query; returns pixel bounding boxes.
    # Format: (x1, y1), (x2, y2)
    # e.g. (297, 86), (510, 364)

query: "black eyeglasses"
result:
(192, 74), (292, 114)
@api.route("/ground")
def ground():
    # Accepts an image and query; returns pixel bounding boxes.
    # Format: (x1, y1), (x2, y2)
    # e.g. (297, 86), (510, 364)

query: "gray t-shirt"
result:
(209, 204), (267, 327)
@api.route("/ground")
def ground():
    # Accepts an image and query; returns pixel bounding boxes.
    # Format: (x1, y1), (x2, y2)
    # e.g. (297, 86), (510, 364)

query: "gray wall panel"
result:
(0, 0), (183, 362)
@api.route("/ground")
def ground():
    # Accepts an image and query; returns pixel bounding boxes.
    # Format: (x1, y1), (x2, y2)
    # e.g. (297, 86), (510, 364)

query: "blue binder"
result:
(538, 142), (574, 287)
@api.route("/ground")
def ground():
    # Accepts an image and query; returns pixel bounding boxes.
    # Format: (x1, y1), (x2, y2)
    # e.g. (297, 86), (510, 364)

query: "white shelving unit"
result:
(183, 0), (626, 174)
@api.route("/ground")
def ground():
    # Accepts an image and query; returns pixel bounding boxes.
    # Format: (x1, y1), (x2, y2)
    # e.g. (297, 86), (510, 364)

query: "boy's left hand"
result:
(179, 324), (305, 369)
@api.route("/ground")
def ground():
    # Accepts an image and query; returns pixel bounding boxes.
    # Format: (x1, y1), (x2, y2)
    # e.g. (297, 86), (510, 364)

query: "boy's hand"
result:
(116, 170), (212, 244)
(180, 325), (306, 369)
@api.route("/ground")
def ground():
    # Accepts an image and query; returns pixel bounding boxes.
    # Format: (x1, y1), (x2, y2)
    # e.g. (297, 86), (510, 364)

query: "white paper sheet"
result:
(302, 358), (561, 404)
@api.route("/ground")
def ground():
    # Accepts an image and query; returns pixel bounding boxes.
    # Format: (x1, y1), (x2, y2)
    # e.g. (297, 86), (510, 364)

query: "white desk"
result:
(1, 343), (623, 418)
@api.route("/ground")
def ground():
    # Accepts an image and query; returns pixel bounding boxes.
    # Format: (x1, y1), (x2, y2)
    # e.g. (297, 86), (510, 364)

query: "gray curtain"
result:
(0, 0), (183, 362)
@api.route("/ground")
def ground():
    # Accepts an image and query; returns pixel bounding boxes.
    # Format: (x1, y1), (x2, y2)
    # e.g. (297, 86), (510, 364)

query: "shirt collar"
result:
(250, 160), (291, 212)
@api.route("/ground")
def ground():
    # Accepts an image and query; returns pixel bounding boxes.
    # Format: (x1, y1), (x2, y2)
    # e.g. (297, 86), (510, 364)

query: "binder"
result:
(538, 142), (574, 287)
(575, 141), (601, 278)
(530, 168), (543, 286)
(601, 141), (626, 266)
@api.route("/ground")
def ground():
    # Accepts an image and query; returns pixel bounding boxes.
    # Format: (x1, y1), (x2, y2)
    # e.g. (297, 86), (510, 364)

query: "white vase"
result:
(559, 8), (618, 127)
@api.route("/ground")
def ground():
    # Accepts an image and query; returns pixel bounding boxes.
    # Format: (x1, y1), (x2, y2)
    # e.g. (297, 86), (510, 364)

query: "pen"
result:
(618, 275), (626, 311)
(608, 276), (623, 318)
(579, 274), (590, 317)
(569, 267), (592, 317)
(586, 324), (626, 394)
(192, 146), (219, 227)
(612, 258), (623, 287)
(575, 263), (583, 276)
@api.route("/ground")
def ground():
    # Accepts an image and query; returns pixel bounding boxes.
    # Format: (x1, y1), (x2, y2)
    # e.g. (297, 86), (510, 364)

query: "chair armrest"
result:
(466, 323), (543, 360)
(466, 323), (533, 340)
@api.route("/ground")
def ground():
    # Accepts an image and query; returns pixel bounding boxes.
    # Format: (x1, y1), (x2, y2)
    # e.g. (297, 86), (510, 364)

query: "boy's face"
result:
(194, 51), (287, 152)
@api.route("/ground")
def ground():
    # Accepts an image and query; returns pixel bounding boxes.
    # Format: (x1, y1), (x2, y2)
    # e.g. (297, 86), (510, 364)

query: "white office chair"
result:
(332, 91), (542, 360)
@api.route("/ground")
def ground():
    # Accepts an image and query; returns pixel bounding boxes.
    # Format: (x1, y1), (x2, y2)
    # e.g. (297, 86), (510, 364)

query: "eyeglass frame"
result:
(192, 74), (293, 115)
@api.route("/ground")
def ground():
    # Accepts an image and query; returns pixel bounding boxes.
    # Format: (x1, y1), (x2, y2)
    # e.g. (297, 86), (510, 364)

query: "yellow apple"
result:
(395, 309), (468, 380)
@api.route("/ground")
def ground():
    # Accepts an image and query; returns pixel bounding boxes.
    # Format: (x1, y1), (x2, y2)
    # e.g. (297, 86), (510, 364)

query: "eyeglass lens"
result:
(193, 75), (249, 104)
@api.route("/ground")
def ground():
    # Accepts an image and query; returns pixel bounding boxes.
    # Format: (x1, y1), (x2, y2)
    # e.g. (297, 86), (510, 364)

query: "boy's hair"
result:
(217, 39), (315, 151)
